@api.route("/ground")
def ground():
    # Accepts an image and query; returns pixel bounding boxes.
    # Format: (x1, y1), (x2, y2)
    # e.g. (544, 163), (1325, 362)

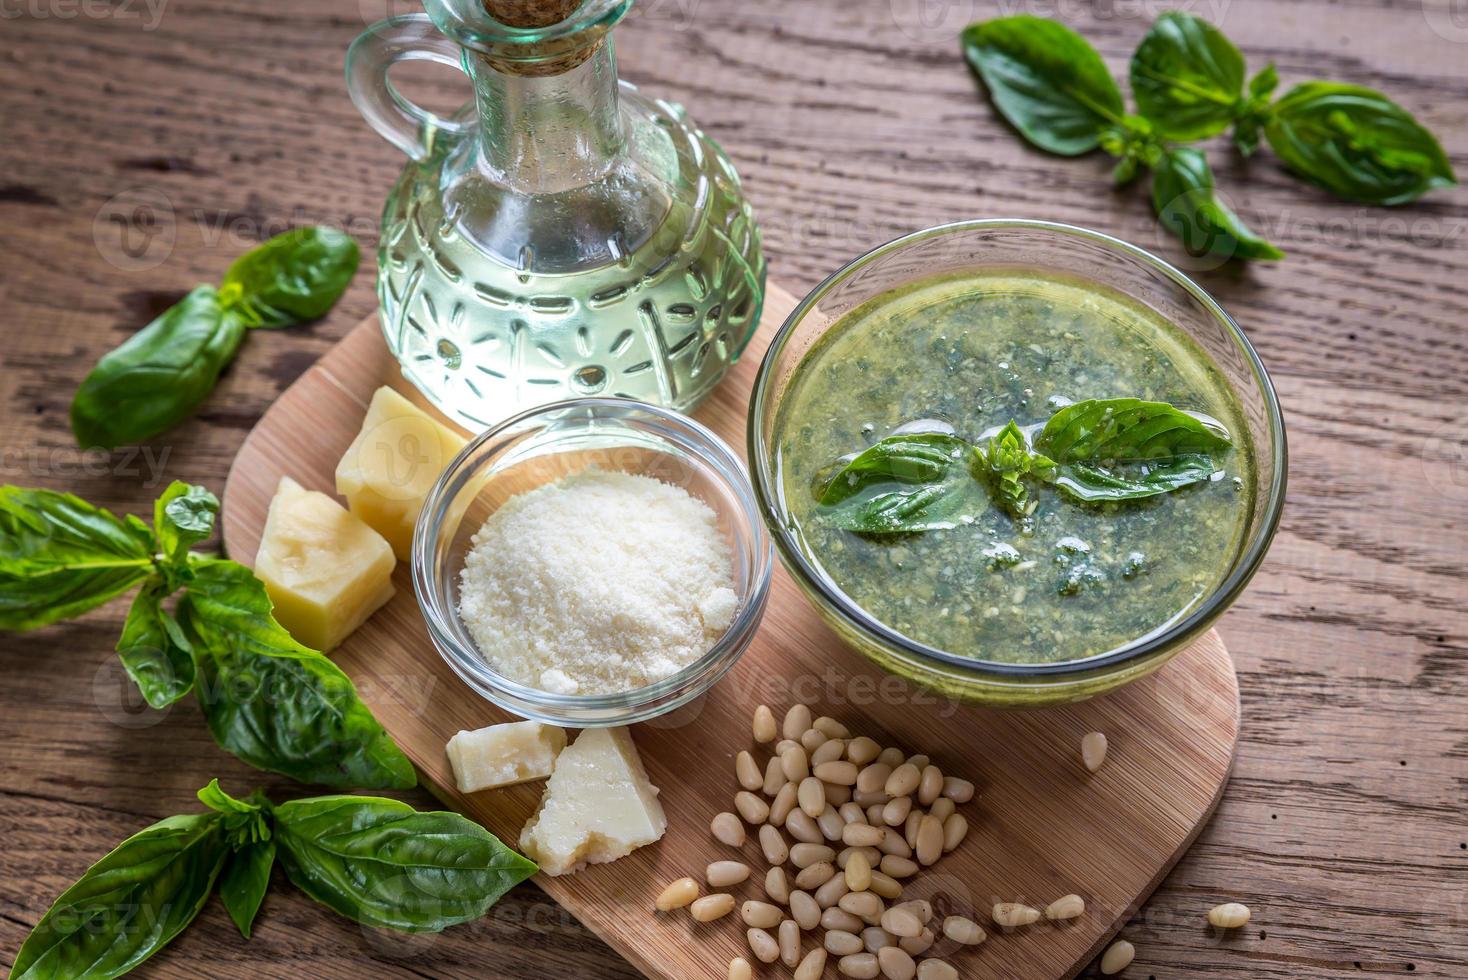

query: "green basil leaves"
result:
(70, 227), (358, 450)
(959, 12), (1454, 261)
(12, 781), (537, 979)
(817, 398), (1232, 534)
(0, 481), (414, 790)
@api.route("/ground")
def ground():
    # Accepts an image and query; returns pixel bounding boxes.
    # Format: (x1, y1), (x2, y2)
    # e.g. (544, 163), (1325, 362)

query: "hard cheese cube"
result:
(335, 386), (468, 559)
(519, 726), (667, 876)
(254, 475), (396, 652)
(446, 720), (567, 793)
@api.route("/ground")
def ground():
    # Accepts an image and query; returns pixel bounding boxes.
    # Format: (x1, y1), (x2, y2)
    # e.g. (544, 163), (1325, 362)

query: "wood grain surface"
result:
(216, 287), (1239, 980)
(0, 0), (1464, 978)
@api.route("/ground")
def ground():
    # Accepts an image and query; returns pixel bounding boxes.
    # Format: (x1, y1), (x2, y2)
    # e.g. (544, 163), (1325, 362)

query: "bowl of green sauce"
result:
(749, 219), (1286, 707)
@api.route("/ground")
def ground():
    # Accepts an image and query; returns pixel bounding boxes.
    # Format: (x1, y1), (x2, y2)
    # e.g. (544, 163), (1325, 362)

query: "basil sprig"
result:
(71, 227), (359, 450)
(10, 780), (537, 980)
(961, 12), (1455, 262)
(816, 398), (1232, 534)
(0, 481), (414, 789)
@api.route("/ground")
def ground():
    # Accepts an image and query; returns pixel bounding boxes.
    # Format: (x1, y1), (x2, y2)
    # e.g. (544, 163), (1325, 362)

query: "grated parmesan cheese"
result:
(458, 470), (738, 696)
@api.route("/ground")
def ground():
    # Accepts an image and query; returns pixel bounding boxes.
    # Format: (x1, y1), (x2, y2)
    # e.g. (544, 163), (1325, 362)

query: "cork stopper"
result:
(479, 0), (595, 76)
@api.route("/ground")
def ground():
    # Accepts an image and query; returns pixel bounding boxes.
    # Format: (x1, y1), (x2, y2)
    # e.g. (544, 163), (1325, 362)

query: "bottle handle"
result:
(346, 14), (475, 163)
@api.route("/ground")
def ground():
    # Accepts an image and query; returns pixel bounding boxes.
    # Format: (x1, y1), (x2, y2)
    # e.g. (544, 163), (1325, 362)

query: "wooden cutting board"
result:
(221, 281), (1239, 980)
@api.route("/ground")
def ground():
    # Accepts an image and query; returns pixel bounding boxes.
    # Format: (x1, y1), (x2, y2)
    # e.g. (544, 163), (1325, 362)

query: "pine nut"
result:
(839, 953), (880, 979)
(814, 716), (851, 739)
(771, 781), (799, 824)
(815, 760), (860, 785)
(927, 797), (955, 822)
(784, 704), (813, 740)
(776, 738), (799, 755)
(857, 763), (893, 794)
(868, 871), (903, 900)
(822, 906), (863, 932)
(941, 813), (968, 853)
(876, 747), (906, 768)
(846, 850), (873, 891)
(942, 915), (985, 944)
(796, 861), (837, 891)
(812, 738), (847, 766)
(766, 866), (790, 905)
(790, 889), (822, 930)
(903, 812), (921, 849)
(1207, 902), (1251, 928)
(839, 802), (867, 825)
(895, 899), (932, 922)
(847, 736), (881, 765)
(742, 900), (782, 929)
(878, 828), (912, 858)
(878, 945), (916, 980)
(898, 927), (933, 957)
(915, 815), (943, 866)
(729, 956), (752, 980)
(885, 763), (921, 797)
(764, 756), (788, 797)
(838, 890), (884, 921)
(795, 949), (828, 980)
(790, 843), (835, 868)
(779, 919), (802, 968)
(992, 903), (1041, 927)
(735, 750), (762, 791)
(862, 926), (895, 952)
(691, 893), (736, 921)
(817, 805), (846, 842)
(1099, 939), (1135, 974)
(655, 877), (699, 911)
(917, 765), (944, 806)
(879, 854), (918, 878)
(906, 754), (929, 770)
(760, 824), (790, 865)
(826, 782), (853, 807)
(882, 796), (912, 826)
(747, 927), (779, 964)
(735, 791), (770, 825)
(801, 728), (829, 753)
(917, 960), (957, 980)
(710, 811), (746, 847)
(798, 776), (827, 818)
(941, 777), (974, 802)
(838, 845), (879, 869)
(1046, 894), (1086, 920)
(826, 929), (864, 956)
(844, 823), (886, 847)
(866, 803), (887, 824)
(782, 745), (810, 782)
(707, 861), (751, 887)
(882, 905), (924, 937)
(1082, 731), (1108, 773)
(854, 788), (890, 807)
(752, 704), (777, 743)
(785, 807), (823, 844)
(815, 873), (851, 908)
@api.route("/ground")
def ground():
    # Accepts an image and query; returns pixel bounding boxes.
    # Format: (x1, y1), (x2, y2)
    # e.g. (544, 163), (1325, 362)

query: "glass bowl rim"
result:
(747, 217), (1288, 679)
(413, 395), (774, 716)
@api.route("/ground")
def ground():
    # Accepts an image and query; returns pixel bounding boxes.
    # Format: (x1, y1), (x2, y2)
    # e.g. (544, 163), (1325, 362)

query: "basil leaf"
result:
(180, 559), (416, 790)
(1053, 453), (1217, 502)
(1264, 82), (1456, 205)
(975, 421), (1055, 518)
(9, 813), (228, 980)
(1129, 12), (1245, 141)
(1233, 63), (1279, 156)
(0, 486), (156, 630)
(822, 481), (986, 535)
(116, 581), (196, 709)
(218, 839), (276, 939)
(1151, 148), (1284, 261)
(817, 433), (973, 505)
(273, 795), (537, 932)
(154, 482), (219, 571)
(961, 16), (1124, 156)
(219, 227), (360, 329)
(1037, 397), (1233, 462)
(70, 287), (247, 450)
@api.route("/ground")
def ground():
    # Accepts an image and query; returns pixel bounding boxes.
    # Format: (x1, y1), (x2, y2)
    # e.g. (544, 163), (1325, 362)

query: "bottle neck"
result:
(467, 39), (625, 194)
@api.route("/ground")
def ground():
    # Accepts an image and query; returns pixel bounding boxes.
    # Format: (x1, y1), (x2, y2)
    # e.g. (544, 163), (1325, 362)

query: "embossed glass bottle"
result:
(346, 0), (765, 429)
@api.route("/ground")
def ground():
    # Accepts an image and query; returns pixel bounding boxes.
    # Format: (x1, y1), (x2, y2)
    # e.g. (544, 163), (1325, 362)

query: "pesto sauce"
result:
(775, 272), (1253, 665)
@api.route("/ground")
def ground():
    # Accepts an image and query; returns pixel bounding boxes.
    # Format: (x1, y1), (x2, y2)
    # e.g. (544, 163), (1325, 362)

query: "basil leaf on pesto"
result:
(1054, 453), (1218, 502)
(817, 433), (986, 534)
(1037, 397), (1233, 462)
(817, 433), (973, 505)
(975, 421), (1055, 518)
(823, 481), (987, 535)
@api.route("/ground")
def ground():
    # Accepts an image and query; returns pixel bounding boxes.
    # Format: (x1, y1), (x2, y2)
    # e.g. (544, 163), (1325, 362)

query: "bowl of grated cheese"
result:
(414, 397), (774, 726)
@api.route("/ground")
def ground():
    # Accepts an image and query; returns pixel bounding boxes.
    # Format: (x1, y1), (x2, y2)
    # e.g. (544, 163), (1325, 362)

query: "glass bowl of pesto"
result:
(749, 219), (1286, 708)
(415, 397), (773, 726)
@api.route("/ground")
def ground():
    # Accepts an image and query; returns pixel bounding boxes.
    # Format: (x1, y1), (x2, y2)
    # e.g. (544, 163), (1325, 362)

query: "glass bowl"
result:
(414, 397), (773, 726)
(748, 219), (1286, 708)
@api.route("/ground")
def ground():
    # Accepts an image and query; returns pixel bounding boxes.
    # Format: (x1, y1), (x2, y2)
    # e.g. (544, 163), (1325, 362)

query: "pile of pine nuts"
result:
(656, 702), (993, 979)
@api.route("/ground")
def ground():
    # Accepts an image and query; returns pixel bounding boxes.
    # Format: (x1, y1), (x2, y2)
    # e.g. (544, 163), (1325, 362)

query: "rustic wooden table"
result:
(1, 1), (1464, 977)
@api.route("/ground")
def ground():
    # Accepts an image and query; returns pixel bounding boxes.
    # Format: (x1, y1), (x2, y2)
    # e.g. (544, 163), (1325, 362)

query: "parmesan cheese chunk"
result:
(519, 727), (667, 876)
(445, 720), (567, 793)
